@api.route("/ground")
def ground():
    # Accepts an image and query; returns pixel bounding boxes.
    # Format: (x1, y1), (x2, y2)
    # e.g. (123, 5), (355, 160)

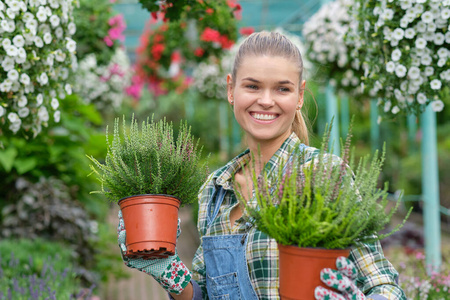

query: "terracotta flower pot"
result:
(278, 244), (350, 300)
(118, 194), (181, 258)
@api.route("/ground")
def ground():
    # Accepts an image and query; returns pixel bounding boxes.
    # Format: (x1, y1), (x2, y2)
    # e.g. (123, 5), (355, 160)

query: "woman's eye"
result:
(278, 87), (290, 92)
(246, 85), (258, 90)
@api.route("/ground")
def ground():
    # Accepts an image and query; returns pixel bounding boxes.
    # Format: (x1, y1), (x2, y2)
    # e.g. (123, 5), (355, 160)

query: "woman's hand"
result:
(314, 257), (366, 300)
(117, 210), (192, 295)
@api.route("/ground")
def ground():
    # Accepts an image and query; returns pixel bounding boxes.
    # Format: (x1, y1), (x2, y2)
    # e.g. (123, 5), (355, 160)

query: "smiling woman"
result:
(116, 31), (407, 300)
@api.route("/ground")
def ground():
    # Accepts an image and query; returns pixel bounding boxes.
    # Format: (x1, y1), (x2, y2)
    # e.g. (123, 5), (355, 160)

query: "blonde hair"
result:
(231, 31), (309, 145)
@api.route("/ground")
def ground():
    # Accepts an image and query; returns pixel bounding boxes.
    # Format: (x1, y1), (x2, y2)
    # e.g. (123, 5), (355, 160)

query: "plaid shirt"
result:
(191, 133), (406, 300)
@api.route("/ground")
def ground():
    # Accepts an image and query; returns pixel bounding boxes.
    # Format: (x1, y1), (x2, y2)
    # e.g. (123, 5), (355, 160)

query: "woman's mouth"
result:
(250, 113), (278, 121)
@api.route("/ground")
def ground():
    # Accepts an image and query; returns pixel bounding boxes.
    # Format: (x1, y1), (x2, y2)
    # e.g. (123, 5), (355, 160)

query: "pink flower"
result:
(239, 27), (254, 36)
(108, 27), (125, 41)
(104, 36), (114, 47)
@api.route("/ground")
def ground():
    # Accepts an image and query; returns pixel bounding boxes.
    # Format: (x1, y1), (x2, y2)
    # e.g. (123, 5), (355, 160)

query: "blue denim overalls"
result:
(202, 186), (259, 300)
(202, 143), (306, 299)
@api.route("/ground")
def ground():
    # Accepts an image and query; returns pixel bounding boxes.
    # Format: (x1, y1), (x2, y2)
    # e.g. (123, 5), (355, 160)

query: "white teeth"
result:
(253, 113), (276, 120)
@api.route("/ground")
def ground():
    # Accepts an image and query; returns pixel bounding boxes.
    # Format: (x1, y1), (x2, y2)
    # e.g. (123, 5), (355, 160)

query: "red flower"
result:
(239, 27), (254, 36)
(200, 27), (221, 43)
(151, 12), (158, 20)
(194, 47), (204, 57)
(171, 51), (181, 63)
(219, 35), (234, 49)
(205, 8), (214, 14)
(151, 43), (165, 60)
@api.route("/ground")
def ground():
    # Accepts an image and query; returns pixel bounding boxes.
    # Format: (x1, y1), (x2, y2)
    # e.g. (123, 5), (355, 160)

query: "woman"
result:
(118, 31), (406, 300)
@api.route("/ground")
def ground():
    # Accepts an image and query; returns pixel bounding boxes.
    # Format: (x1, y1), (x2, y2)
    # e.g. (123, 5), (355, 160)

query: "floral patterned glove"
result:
(315, 256), (366, 300)
(117, 210), (192, 294)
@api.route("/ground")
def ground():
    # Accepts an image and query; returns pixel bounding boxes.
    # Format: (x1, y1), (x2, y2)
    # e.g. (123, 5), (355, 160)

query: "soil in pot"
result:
(119, 194), (181, 258)
(278, 244), (350, 300)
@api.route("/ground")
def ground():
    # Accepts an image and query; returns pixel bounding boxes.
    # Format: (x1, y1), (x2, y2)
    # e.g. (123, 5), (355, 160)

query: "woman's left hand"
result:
(314, 256), (366, 300)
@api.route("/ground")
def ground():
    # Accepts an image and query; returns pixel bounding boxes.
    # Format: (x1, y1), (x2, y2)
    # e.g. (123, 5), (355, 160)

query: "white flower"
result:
(18, 107), (29, 118)
(441, 8), (450, 20)
(6, 45), (18, 56)
(392, 49), (402, 61)
(49, 0), (59, 9)
(430, 79), (442, 90)
(415, 38), (427, 49)
(0, 106), (4, 117)
(384, 101), (392, 112)
(405, 28), (415, 39)
(421, 11), (434, 23)
(53, 110), (60, 122)
(8, 112), (19, 123)
(408, 66), (421, 79)
(434, 33), (445, 45)
(34, 36), (44, 48)
(1, 56), (15, 72)
(416, 21), (427, 33)
(20, 73), (30, 85)
(386, 61), (396, 73)
(36, 6), (47, 22)
(437, 48), (448, 58)
(38, 106), (49, 122)
(49, 15), (60, 27)
(383, 9), (394, 20)
(43, 32), (52, 44)
(437, 58), (446, 67)
(68, 22), (76, 35)
(393, 28), (404, 40)
(50, 98), (59, 110)
(395, 64), (407, 77)
(7, 69), (19, 81)
(55, 27), (63, 39)
(36, 94), (44, 106)
(39, 72), (48, 85)
(417, 93), (427, 104)
(65, 83), (72, 95)
(391, 106), (400, 114)
(2, 38), (11, 49)
(421, 55), (432, 66)
(431, 100), (444, 112)
(12, 35), (24, 47)
(65, 38), (76, 52)
(17, 95), (27, 107)
(425, 66), (434, 76)
(446, 31), (450, 44)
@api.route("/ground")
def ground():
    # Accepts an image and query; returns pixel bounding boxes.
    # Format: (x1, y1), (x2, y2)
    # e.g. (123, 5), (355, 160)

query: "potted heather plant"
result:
(88, 115), (208, 258)
(239, 126), (411, 300)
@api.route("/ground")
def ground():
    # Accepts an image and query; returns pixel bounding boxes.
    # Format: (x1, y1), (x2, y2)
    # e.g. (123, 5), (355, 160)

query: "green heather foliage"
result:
(88, 116), (208, 204)
(241, 127), (411, 249)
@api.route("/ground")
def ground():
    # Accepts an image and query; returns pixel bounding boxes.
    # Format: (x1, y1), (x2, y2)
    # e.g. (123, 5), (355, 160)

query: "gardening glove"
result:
(315, 256), (366, 300)
(117, 210), (192, 294)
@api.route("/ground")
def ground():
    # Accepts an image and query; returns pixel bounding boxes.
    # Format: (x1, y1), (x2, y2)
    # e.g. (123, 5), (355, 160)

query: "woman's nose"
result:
(256, 90), (274, 107)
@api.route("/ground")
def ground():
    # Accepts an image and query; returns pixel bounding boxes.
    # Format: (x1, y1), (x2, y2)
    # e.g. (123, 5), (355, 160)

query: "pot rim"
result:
(118, 194), (181, 204)
(277, 243), (351, 251)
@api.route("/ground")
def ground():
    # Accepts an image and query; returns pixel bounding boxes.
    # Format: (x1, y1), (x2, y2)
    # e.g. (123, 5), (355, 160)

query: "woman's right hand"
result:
(117, 210), (192, 295)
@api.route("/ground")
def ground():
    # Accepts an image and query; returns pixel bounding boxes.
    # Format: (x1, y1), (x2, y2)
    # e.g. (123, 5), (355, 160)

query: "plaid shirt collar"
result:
(212, 132), (302, 191)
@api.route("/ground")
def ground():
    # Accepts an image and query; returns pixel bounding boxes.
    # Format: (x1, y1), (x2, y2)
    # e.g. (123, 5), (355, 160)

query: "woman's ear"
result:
(298, 80), (306, 109)
(227, 74), (234, 105)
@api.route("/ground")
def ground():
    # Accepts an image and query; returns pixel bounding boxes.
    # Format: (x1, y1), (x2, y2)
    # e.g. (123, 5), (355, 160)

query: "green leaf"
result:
(14, 157), (38, 175)
(0, 147), (18, 172)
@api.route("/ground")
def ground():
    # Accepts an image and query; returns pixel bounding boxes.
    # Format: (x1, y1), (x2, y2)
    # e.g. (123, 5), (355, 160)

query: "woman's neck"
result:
(246, 134), (290, 167)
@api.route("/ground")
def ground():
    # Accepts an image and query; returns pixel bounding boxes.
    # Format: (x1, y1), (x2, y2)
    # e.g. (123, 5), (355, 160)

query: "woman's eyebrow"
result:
(242, 77), (294, 86)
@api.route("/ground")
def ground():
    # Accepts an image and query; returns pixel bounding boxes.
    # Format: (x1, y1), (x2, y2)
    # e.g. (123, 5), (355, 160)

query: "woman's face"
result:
(227, 55), (305, 147)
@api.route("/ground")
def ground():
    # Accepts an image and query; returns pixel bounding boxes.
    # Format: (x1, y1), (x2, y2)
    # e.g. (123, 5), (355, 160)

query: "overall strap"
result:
(206, 185), (227, 228)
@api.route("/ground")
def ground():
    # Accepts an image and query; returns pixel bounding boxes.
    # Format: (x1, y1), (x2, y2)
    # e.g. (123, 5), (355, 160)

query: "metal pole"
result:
(340, 95), (349, 138)
(421, 105), (442, 273)
(407, 114), (417, 153)
(325, 84), (340, 156)
(370, 99), (380, 153)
